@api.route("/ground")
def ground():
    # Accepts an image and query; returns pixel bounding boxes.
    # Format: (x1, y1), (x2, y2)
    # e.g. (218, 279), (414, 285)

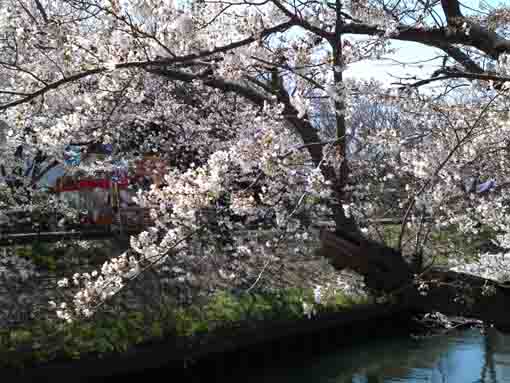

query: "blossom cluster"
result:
(51, 253), (140, 321)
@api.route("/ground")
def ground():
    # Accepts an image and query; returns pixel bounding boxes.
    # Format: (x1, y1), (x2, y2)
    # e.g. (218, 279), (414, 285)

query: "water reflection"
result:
(239, 328), (510, 383)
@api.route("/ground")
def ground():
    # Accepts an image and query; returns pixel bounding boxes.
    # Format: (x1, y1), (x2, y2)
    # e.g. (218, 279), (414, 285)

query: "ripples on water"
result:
(230, 328), (510, 383)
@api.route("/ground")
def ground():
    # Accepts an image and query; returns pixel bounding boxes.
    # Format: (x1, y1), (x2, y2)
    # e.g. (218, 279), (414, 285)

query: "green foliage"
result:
(15, 244), (58, 271)
(204, 291), (242, 323)
(9, 329), (32, 343)
(0, 287), (368, 369)
(174, 307), (211, 336)
(326, 290), (371, 308)
(380, 224), (401, 248)
(171, 287), (368, 338)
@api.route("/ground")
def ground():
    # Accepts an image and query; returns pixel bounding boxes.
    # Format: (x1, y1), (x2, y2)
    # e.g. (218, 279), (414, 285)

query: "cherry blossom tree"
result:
(3, 0), (510, 326)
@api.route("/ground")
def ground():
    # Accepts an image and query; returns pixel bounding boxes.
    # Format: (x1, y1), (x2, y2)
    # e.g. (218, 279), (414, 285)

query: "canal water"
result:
(111, 322), (510, 383)
(212, 327), (510, 383)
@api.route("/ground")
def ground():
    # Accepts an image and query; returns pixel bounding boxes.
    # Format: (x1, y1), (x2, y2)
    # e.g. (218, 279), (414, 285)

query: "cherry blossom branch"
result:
(0, 20), (295, 111)
(397, 69), (510, 88)
(397, 93), (500, 251)
(269, 0), (333, 39)
(5, 19), (510, 113)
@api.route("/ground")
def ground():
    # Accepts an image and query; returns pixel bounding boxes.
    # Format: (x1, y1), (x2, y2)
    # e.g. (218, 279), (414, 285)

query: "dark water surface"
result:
(217, 327), (510, 383)
(109, 319), (510, 383)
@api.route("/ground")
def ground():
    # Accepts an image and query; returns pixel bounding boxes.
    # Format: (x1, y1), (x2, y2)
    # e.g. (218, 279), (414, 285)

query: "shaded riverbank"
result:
(3, 303), (412, 382)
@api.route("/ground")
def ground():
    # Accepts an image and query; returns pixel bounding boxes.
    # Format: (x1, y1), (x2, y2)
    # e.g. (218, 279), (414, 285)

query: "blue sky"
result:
(345, 39), (444, 86)
(346, 0), (504, 86)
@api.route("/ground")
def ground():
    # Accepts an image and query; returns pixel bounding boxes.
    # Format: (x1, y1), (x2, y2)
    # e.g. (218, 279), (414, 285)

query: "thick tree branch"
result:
(148, 67), (328, 171)
(439, 0), (510, 58)
(441, 0), (463, 21)
(340, 23), (510, 59)
(318, 230), (510, 331)
(436, 43), (484, 73)
(271, 8), (510, 65)
(33, 0), (49, 23)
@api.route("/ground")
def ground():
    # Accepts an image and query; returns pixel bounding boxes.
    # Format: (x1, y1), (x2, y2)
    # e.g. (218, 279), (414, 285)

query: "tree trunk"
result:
(318, 230), (510, 332)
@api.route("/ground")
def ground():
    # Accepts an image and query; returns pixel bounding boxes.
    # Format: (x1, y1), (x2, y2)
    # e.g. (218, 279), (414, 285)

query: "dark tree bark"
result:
(317, 229), (510, 332)
(317, 230), (413, 292)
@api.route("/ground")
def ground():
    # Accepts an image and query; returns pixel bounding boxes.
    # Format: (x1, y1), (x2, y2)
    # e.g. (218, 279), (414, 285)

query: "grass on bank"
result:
(0, 288), (370, 369)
